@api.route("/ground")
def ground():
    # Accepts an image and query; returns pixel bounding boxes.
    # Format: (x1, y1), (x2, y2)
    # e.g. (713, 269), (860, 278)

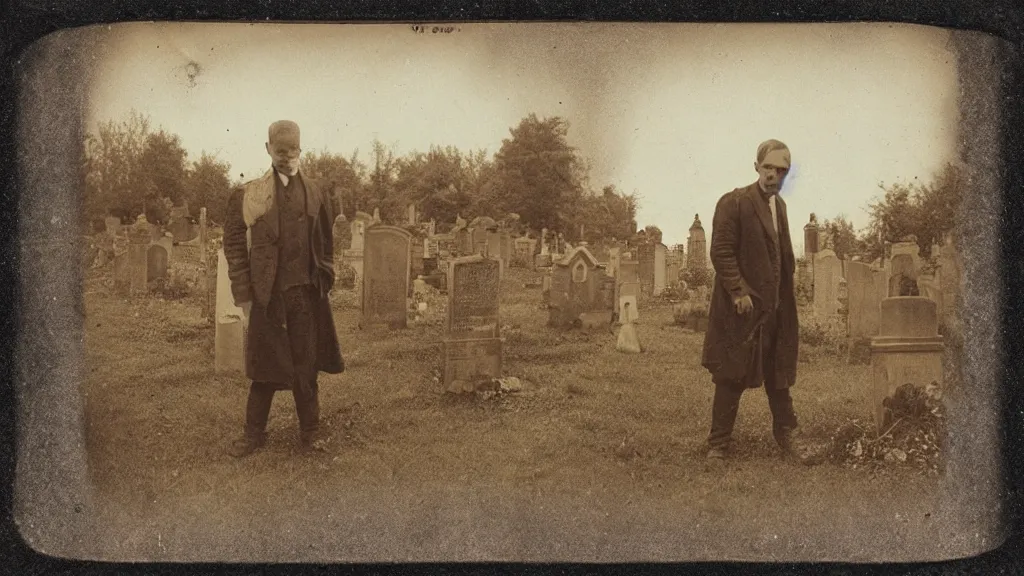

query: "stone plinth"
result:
(214, 249), (247, 374)
(869, 297), (943, 433)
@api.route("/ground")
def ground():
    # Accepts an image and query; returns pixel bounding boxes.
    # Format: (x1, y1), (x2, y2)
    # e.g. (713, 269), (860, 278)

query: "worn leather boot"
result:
(228, 433), (266, 458)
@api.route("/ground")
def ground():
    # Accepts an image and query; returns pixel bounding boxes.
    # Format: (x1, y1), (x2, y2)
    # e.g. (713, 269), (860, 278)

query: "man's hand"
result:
(733, 295), (753, 315)
(239, 300), (252, 326)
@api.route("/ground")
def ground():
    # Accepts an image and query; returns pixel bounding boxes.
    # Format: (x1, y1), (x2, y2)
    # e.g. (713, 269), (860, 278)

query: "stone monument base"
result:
(442, 337), (502, 393)
(869, 336), (943, 432)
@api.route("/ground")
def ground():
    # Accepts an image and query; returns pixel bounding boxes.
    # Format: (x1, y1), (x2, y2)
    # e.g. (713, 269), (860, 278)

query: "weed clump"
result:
(827, 382), (945, 475)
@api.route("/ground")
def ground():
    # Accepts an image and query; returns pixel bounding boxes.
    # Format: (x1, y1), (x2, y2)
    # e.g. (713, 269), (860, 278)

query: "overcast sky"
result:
(83, 22), (958, 247)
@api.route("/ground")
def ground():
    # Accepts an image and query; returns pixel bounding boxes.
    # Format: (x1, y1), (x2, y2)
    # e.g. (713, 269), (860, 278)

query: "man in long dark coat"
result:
(701, 139), (805, 464)
(224, 120), (344, 457)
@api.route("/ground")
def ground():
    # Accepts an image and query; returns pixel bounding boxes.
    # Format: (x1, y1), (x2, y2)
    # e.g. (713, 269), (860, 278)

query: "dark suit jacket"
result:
(223, 169), (344, 382)
(701, 182), (799, 389)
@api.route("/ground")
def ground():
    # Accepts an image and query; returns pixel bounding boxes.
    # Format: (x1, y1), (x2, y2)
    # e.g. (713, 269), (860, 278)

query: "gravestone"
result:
(888, 253), (919, 297)
(803, 213), (820, 259)
(344, 213), (373, 297)
(486, 230), (501, 260)
(113, 252), (129, 294)
(104, 216), (122, 236)
(455, 228), (473, 256)
(607, 247), (621, 280)
(666, 256), (680, 288)
(514, 236), (533, 268)
(360, 225), (412, 329)
(548, 246), (613, 329)
(617, 259), (641, 321)
(637, 243), (655, 299)
(128, 221), (151, 295)
(499, 232), (512, 267)
(147, 243), (169, 282)
(333, 213), (351, 253)
(846, 261), (887, 339)
(812, 249), (842, 317)
(653, 243), (667, 296)
(869, 297), (943, 433)
(473, 227), (489, 254)
(443, 255), (502, 393)
(214, 248), (247, 374)
(409, 241), (425, 294)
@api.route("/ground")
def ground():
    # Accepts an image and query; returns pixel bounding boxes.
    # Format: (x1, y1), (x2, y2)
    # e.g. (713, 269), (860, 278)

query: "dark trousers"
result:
(244, 285), (321, 441)
(707, 309), (798, 449)
(244, 378), (320, 440)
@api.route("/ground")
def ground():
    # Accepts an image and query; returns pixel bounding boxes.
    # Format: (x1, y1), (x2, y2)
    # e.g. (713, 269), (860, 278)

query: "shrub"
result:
(798, 310), (846, 356)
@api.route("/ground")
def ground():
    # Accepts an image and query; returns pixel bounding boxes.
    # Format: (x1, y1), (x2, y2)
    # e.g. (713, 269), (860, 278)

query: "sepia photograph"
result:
(13, 21), (1008, 563)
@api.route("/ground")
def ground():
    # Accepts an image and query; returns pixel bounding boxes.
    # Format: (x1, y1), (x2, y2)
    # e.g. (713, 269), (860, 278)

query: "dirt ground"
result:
(78, 265), (959, 563)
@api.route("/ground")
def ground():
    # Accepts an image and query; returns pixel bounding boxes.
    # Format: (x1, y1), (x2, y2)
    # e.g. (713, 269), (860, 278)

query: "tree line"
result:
(81, 109), (962, 258)
(814, 162), (963, 263)
(81, 111), (639, 243)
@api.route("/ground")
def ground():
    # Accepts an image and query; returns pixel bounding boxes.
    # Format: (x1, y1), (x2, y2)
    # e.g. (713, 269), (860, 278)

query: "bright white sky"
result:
(85, 22), (958, 248)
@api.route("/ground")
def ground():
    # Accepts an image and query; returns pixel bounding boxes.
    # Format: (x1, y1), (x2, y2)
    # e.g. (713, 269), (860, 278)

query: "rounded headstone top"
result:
(879, 297), (938, 338)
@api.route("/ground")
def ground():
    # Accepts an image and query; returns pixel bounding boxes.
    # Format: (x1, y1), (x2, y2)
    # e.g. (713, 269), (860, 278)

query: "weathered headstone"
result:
(146, 243), (169, 282)
(617, 259), (640, 321)
(812, 249), (842, 317)
(638, 243), (655, 299)
(514, 236), (533, 268)
(443, 255), (502, 393)
(548, 246), (613, 329)
(214, 248), (247, 374)
(846, 261), (887, 339)
(499, 232), (512, 267)
(455, 228), (472, 256)
(869, 297), (943, 433)
(686, 214), (707, 271)
(803, 213), (820, 259)
(333, 213), (351, 254)
(113, 252), (129, 294)
(409, 241), (425, 294)
(104, 215), (122, 236)
(653, 243), (667, 296)
(607, 247), (621, 280)
(888, 253), (919, 297)
(128, 220), (151, 295)
(360, 225), (412, 329)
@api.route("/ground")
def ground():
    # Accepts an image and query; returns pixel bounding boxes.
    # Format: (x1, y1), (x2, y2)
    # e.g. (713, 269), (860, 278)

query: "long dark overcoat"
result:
(223, 168), (344, 383)
(701, 182), (799, 389)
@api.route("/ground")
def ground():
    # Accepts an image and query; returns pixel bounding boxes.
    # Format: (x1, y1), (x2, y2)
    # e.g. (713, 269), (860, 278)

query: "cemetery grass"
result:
(81, 267), (948, 562)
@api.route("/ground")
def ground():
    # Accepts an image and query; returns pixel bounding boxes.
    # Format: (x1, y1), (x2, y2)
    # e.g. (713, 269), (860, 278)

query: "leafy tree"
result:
(863, 162), (964, 260)
(301, 149), (367, 218)
(643, 225), (663, 245)
(488, 114), (587, 236)
(138, 129), (188, 224)
(185, 152), (232, 225)
(573, 185), (639, 245)
(368, 139), (401, 222)
(819, 215), (859, 260)
(82, 110), (151, 223)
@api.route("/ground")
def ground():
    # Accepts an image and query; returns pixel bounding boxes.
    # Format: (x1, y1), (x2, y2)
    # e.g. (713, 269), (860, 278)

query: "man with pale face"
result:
(700, 139), (807, 466)
(222, 120), (344, 457)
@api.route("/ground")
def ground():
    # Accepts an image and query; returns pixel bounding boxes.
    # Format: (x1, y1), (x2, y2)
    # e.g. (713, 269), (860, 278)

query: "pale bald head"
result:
(265, 120), (302, 175)
(268, 120), (301, 147)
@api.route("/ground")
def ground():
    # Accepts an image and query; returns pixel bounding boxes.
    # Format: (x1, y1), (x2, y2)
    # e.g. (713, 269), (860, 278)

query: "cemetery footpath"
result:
(77, 261), (962, 562)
